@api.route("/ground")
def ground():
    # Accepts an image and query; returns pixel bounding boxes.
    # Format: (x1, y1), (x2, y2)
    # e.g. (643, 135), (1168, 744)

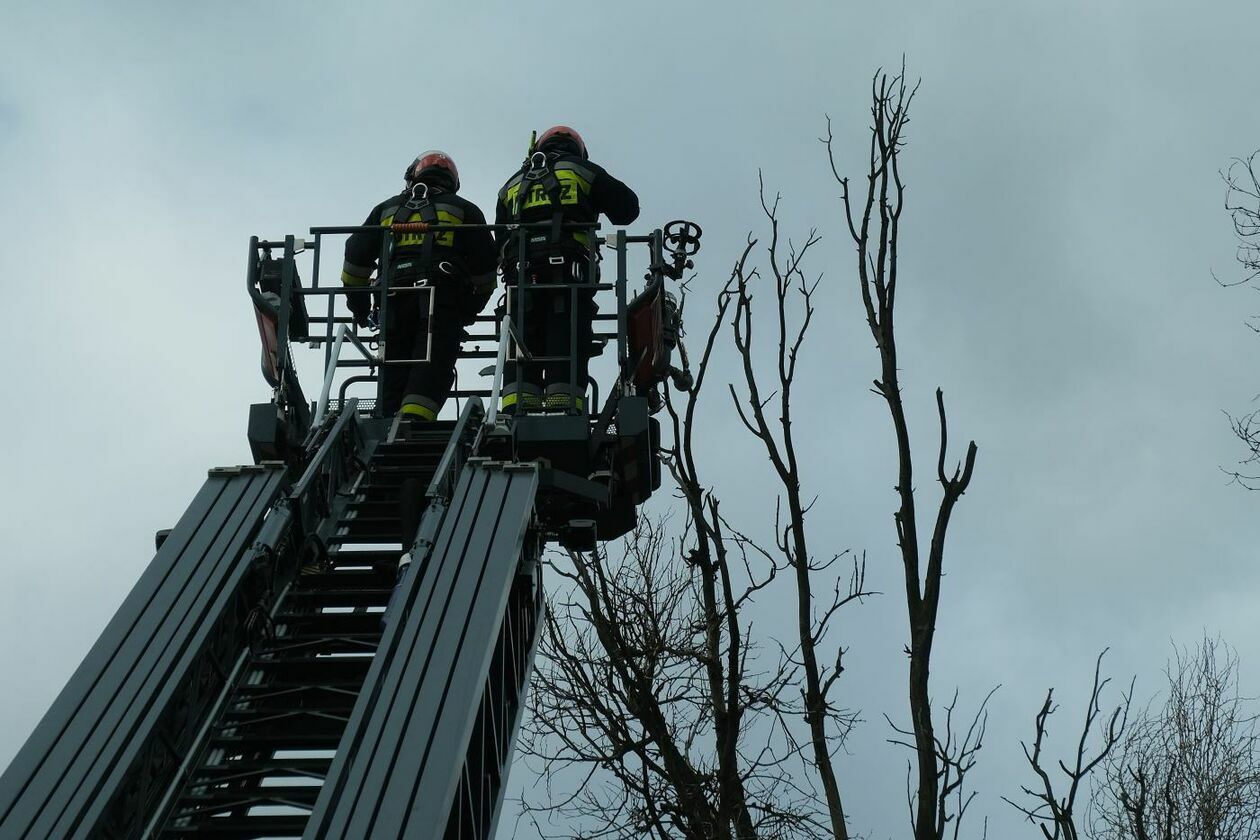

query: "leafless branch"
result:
(1091, 636), (1260, 840)
(1004, 649), (1132, 840)
(823, 61), (979, 840)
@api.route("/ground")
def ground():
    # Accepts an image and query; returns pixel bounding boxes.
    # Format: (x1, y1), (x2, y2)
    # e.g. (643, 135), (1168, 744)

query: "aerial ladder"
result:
(0, 217), (701, 839)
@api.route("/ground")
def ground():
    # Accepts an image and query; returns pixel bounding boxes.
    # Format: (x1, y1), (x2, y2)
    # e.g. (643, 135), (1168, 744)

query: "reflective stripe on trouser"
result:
(401, 396), (439, 420)
(500, 381), (542, 413)
(500, 260), (596, 409)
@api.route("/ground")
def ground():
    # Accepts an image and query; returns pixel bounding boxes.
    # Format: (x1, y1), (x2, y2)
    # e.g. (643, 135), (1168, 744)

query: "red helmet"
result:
(537, 125), (587, 158)
(406, 150), (459, 190)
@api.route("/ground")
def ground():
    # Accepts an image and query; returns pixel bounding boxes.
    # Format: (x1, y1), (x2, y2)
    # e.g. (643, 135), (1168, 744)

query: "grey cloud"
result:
(5, 1), (1260, 837)
(0, 98), (16, 136)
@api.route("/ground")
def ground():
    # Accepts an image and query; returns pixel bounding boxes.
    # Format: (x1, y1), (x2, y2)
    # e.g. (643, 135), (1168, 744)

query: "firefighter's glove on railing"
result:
(347, 293), (373, 329)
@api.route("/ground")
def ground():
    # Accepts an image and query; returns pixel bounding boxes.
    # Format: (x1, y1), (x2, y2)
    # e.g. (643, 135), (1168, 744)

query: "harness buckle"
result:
(404, 181), (431, 211)
(548, 255), (566, 265)
(525, 151), (548, 180)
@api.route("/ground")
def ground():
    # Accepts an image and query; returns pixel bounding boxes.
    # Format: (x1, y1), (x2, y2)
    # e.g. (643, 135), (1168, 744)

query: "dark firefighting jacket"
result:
(494, 150), (639, 262)
(341, 182), (497, 316)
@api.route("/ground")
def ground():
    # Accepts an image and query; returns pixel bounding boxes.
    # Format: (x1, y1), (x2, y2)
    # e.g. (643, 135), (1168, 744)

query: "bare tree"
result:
(1222, 409), (1260, 490)
(824, 66), (980, 840)
(1004, 650), (1133, 840)
(518, 195), (871, 838)
(726, 176), (872, 840)
(518, 64), (993, 840)
(1092, 637), (1260, 840)
(1216, 151), (1260, 487)
(1219, 151), (1260, 289)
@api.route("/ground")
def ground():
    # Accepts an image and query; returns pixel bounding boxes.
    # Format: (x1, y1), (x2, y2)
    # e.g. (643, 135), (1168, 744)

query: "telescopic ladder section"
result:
(0, 402), (545, 840)
(155, 425), (457, 838)
(304, 462), (542, 840)
(0, 467), (291, 840)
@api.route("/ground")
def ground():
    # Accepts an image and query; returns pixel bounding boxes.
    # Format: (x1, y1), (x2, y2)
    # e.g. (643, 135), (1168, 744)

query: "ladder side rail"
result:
(304, 462), (489, 838)
(0, 476), (230, 825)
(398, 465), (541, 840)
(369, 466), (532, 837)
(343, 467), (497, 838)
(144, 403), (374, 837)
(314, 327), (377, 427)
(0, 467), (287, 839)
(482, 554), (545, 840)
(314, 324), (351, 428)
(290, 399), (365, 537)
(307, 464), (539, 839)
(54, 469), (287, 840)
(425, 397), (486, 502)
(30, 470), (281, 838)
(303, 398), (482, 837)
(95, 479), (308, 840)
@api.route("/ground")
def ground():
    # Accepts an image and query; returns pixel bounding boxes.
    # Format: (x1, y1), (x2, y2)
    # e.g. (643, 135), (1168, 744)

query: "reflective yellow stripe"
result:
(503, 171), (593, 249)
(341, 271), (372, 287)
(500, 392), (543, 410)
(553, 160), (597, 181)
(507, 170), (591, 214)
(400, 403), (437, 420)
(342, 260), (374, 286)
(502, 183), (522, 214)
(556, 168), (591, 199)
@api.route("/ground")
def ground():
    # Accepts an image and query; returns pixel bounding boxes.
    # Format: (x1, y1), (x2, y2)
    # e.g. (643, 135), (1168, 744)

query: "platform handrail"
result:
(252, 217), (695, 423)
(427, 396), (486, 501)
(485, 321), (512, 428)
(313, 325), (377, 427)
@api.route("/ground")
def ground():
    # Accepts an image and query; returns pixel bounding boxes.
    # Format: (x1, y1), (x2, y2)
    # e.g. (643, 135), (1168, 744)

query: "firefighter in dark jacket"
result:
(341, 151), (497, 421)
(494, 125), (639, 413)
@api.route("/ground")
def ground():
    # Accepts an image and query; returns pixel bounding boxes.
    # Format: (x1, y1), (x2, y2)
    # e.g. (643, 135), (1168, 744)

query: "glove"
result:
(463, 272), (496, 326)
(347, 290), (371, 328)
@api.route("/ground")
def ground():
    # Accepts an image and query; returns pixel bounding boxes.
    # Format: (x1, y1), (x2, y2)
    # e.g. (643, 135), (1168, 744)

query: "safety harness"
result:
(394, 180), (443, 270)
(512, 151), (567, 247)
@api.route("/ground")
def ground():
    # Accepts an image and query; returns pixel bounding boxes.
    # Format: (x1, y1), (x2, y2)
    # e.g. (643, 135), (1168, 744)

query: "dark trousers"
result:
(380, 273), (471, 418)
(502, 259), (596, 405)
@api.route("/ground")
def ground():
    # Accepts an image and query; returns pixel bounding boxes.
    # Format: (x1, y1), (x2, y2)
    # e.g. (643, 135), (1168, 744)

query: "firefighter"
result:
(495, 125), (639, 413)
(341, 151), (496, 421)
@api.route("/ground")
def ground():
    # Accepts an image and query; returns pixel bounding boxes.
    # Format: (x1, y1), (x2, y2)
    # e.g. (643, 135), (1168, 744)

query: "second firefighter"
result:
(494, 125), (639, 413)
(341, 150), (497, 421)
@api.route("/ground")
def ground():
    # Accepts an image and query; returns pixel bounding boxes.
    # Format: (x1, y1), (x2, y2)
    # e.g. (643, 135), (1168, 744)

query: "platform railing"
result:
(250, 220), (680, 427)
(313, 324), (377, 427)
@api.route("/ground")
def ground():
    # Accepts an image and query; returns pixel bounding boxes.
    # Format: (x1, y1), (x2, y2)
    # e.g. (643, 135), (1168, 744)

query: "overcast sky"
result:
(3, 1), (1260, 837)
